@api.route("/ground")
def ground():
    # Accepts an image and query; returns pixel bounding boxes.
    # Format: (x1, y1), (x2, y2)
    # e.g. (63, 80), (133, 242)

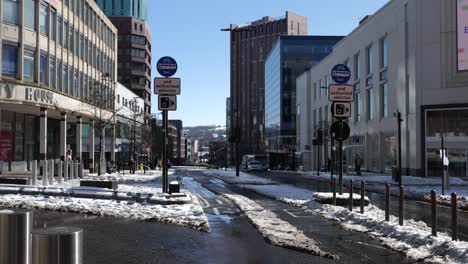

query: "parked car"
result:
(247, 161), (268, 172)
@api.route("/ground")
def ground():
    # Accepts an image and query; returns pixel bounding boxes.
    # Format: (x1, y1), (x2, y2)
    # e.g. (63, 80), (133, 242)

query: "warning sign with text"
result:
(329, 84), (354, 102)
(154, 78), (181, 95)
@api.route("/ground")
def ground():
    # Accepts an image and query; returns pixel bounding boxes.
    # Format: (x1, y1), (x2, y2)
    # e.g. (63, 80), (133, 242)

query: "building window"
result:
(63, 65), (68, 94)
(325, 75), (329, 96)
(50, 9), (56, 41)
(3, 0), (20, 25)
(354, 89), (361, 123)
(381, 83), (388, 118)
(2, 44), (18, 77)
(74, 29), (79, 55)
(24, 0), (36, 30)
(57, 61), (62, 91)
(367, 88), (374, 120)
(64, 21), (69, 49)
(366, 45), (373, 87)
(380, 36), (388, 81)
(39, 4), (48, 36)
(40, 53), (47, 84)
(58, 16), (63, 45)
(354, 52), (360, 81)
(24, 50), (36, 82)
(69, 25), (74, 54)
(49, 57), (55, 88)
(319, 79), (323, 97)
(313, 82), (317, 100)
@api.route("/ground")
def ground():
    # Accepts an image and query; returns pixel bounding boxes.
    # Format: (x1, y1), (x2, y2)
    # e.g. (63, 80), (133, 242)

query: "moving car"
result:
(247, 161), (268, 172)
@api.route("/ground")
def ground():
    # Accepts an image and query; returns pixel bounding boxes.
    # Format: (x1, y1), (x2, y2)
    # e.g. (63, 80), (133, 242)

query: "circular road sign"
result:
(330, 120), (351, 141)
(157, 56), (178, 77)
(331, 64), (351, 84)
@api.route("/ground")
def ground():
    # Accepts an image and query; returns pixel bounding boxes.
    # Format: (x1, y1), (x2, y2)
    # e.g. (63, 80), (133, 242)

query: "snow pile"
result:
(422, 194), (468, 210)
(0, 194), (210, 232)
(238, 184), (311, 207)
(87, 170), (168, 182)
(313, 192), (370, 205)
(203, 170), (276, 185)
(223, 193), (336, 258)
(315, 204), (468, 263)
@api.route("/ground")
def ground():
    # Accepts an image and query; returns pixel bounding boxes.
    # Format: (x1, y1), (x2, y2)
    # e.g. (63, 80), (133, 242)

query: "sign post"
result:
(156, 56), (178, 193)
(330, 64), (353, 195)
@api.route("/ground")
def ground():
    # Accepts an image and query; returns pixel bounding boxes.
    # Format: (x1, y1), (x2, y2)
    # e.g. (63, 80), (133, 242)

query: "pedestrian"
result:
(66, 148), (72, 161)
(355, 155), (363, 176)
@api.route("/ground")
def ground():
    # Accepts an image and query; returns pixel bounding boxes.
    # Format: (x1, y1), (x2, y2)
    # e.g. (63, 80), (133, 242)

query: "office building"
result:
(227, 11), (307, 163)
(265, 35), (343, 170)
(297, 0), (468, 177)
(0, 0), (117, 172)
(96, 0), (152, 121)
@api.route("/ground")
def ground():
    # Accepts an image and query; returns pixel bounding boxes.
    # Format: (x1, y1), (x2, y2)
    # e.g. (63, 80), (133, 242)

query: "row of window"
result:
(3, 0), (115, 51)
(118, 34), (147, 46)
(234, 21), (286, 41)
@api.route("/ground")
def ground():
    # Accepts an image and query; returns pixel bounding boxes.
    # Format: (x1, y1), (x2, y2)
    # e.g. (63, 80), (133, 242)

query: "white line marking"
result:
(213, 208), (220, 215)
(283, 209), (298, 218)
(216, 199), (223, 205)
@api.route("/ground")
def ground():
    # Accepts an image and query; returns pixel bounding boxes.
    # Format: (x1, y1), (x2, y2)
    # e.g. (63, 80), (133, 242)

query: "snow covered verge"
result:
(223, 193), (336, 259)
(422, 194), (468, 211)
(0, 193), (210, 232)
(85, 170), (173, 182)
(237, 184), (311, 207)
(203, 170), (277, 185)
(312, 192), (370, 206)
(314, 204), (468, 264)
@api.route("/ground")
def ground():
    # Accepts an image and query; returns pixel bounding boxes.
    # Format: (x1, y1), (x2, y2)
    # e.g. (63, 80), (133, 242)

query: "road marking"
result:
(197, 195), (211, 208)
(216, 199), (223, 205)
(213, 208), (220, 215)
(351, 241), (388, 251)
(283, 209), (298, 218)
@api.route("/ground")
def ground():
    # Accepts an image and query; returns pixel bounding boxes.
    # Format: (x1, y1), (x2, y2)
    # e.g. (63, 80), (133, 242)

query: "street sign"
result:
(157, 56), (178, 77)
(158, 95), (177, 111)
(329, 84), (354, 102)
(331, 64), (351, 84)
(154, 77), (181, 95)
(330, 121), (350, 141)
(332, 102), (352, 118)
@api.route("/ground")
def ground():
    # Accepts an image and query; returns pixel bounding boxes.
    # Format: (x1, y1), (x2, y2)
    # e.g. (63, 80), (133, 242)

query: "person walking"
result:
(355, 155), (363, 176)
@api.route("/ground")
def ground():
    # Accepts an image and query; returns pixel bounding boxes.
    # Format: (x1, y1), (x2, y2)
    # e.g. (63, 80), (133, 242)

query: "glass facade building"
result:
(95, 0), (147, 20)
(265, 36), (343, 169)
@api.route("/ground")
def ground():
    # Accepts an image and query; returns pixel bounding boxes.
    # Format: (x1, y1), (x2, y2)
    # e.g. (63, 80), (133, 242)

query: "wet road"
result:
(181, 168), (412, 264)
(250, 170), (468, 241)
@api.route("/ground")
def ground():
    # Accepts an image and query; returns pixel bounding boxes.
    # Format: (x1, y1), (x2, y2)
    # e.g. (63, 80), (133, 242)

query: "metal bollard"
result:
(32, 160), (37, 186)
(0, 209), (33, 264)
(58, 161), (63, 184)
(64, 161), (69, 182)
(42, 160), (48, 186)
(385, 184), (390, 222)
(399, 185), (404, 226)
(349, 180), (354, 211)
(431, 190), (437, 237)
(74, 162), (78, 180)
(360, 181), (365, 214)
(332, 177), (337, 206)
(32, 227), (83, 264)
(78, 162), (83, 178)
(49, 160), (55, 185)
(70, 161), (74, 180)
(451, 193), (458, 241)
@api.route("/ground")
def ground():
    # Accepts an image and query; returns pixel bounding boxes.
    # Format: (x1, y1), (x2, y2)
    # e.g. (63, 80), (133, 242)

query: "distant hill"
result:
(184, 125), (226, 148)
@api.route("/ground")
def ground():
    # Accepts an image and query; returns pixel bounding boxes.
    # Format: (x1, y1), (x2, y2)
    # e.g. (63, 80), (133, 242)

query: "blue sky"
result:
(148, 0), (389, 127)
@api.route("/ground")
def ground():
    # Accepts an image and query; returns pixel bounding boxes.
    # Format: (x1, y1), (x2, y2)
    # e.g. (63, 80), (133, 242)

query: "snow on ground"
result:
(314, 204), (468, 264)
(203, 169), (277, 185)
(86, 169), (172, 182)
(223, 193), (336, 258)
(238, 184), (312, 207)
(0, 193), (210, 231)
(313, 192), (370, 203)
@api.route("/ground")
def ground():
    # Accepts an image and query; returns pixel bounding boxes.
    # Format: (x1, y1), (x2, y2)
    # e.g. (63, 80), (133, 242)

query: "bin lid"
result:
(32, 226), (83, 236)
(170, 181), (179, 185)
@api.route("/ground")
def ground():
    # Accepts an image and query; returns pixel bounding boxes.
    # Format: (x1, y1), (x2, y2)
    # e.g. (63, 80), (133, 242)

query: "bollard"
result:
(0, 210), (33, 264)
(49, 160), (54, 185)
(349, 180), (354, 211)
(360, 181), (365, 214)
(74, 162), (78, 180)
(332, 177), (337, 206)
(64, 161), (69, 182)
(451, 193), (458, 241)
(399, 185), (404, 226)
(57, 161), (63, 184)
(42, 160), (48, 186)
(385, 184), (390, 222)
(431, 190), (437, 237)
(32, 227), (83, 264)
(70, 161), (74, 180)
(78, 162), (83, 178)
(32, 160), (37, 186)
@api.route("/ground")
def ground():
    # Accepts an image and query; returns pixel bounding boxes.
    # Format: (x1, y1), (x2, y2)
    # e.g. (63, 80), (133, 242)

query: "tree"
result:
(126, 97), (144, 173)
(82, 74), (121, 175)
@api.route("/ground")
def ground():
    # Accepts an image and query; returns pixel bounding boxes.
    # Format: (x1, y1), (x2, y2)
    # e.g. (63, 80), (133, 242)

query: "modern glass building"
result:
(95, 0), (147, 20)
(264, 35), (343, 169)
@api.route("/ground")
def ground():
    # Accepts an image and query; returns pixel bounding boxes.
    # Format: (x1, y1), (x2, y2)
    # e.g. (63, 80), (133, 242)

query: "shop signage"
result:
(25, 87), (54, 104)
(0, 83), (15, 99)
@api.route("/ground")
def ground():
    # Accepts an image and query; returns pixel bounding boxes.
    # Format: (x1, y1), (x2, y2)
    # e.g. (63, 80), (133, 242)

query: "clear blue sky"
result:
(148, 0), (389, 127)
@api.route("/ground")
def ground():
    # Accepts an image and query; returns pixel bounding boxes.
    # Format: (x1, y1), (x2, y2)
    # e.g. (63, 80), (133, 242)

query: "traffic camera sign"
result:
(154, 77), (181, 95)
(329, 84), (354, 102)
(158, 95), (177, 111)
(332, 102), (352, 118)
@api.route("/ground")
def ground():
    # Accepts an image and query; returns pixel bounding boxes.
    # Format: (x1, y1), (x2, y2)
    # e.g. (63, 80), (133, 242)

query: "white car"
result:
(247, 161), (267, 172)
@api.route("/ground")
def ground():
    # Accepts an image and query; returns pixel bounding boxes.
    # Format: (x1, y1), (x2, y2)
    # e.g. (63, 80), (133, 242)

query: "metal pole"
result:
(317, 143), (320, 177)
(441, 135), (445, 195)
(399, 185), (404, 226)
(162, 110), (168, 193)
(397, 111), (402, 187)
(349, 179), (353, 211)
(330, 127), (334, 183)
(431, 190), (437, 237)
(32, 160), (37, 186)
(360, 181), (365, 214)
(32, 227), (83, 264)
(332, 177), (336, 206)
(385, 183), (390, 222)
(57, 161), (62, 184)
(451, 193), (458, 241)
(0, 210), (33, 264)
(338, 136), (343, 195)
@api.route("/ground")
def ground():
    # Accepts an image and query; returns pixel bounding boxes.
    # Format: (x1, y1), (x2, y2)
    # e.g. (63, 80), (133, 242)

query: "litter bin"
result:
(0, 209), (33, 264)
(32, 226), (83, 264)
(169, 181), (180, 194)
